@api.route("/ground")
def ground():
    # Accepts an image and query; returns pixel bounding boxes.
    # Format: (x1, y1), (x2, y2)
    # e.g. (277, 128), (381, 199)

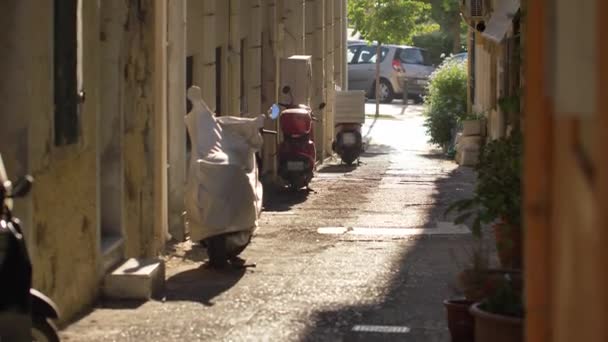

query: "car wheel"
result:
(373, 79), (394, 104)
(413, 95), (424, 104)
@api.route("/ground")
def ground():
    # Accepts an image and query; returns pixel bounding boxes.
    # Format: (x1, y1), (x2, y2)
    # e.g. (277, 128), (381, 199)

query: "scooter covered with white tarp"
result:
(184, 86), (267, 268)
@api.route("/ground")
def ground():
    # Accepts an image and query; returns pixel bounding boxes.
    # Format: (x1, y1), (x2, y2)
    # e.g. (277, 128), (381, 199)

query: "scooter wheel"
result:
(206, 235), (228, 268)
(32, 316), (59, 342)
(341, 153), (359, 166)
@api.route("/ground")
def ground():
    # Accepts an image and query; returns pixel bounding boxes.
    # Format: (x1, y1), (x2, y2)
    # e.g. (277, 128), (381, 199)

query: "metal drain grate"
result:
(352, 325), (411, 334)
(317, 223), (470, 236)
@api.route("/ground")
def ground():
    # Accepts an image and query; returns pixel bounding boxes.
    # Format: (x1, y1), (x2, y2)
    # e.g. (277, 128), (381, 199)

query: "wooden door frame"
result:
(523, 0), (553, 340)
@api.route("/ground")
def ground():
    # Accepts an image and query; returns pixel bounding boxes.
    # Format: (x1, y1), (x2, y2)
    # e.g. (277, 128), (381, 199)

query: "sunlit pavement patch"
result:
(317, 222), (470, 236)
(351, 325), (411, 334)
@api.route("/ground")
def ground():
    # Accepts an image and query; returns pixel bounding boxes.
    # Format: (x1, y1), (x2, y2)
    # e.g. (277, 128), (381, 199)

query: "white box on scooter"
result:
(334, 90), (366, 125)
(280, 56), (312, 106)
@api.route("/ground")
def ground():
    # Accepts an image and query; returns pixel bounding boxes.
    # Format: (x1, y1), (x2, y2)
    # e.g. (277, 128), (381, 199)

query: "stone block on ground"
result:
(103, 258), (165, 300)
(462, 119), (485, 136)
(457, 135), (483, 149)
(457, 148), (480, 166)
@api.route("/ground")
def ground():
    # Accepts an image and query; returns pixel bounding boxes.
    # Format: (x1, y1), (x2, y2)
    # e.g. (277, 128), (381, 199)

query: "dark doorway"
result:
(54, 0), (80, 146)
(186, 56), (193, 154)
(215, 46), (222, 116)
(240, 38), (247, 113)
(186, 56), (193, 112)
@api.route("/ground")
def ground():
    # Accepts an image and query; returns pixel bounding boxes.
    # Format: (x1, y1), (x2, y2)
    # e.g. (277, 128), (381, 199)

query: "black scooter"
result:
(0, 155), (60, 341)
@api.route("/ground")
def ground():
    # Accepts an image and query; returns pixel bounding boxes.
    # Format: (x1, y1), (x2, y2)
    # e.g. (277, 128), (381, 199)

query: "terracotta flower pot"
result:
(444, 299), (476, 342)
(469, 303), (523, 342)
(494, 222), (522, 269)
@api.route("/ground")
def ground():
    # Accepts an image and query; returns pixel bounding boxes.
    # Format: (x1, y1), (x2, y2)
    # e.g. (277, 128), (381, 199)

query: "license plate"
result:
(287, 161), (305, 171)
(342, 133), (357, 146)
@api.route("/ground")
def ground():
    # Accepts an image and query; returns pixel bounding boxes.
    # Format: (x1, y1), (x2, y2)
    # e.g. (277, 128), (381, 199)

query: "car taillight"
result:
(392, 59), (404, 73)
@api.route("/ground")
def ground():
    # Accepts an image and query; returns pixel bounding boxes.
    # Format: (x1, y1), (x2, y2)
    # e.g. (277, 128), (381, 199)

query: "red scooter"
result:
(275, 86), (325, 190)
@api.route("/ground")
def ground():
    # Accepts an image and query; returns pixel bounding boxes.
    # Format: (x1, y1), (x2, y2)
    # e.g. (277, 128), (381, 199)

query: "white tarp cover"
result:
(482, 0), (520, 43)
(184, 86), (264, 242)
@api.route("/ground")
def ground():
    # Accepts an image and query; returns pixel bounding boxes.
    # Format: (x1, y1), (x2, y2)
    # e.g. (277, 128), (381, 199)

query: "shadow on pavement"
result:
(417, 151), (450, 160)
(362, 144), (395, 157)
(164, 266), (246, 306)
(262, 185), (310, 212)
(317, 164), (357, 174)
(298, 166), (477, 342)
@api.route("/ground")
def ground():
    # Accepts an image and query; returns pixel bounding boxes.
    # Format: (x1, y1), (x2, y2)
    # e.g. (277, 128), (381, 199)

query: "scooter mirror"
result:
(270, 104), (281, 120)
(318, 102), (326, 110)
(282, 86), (291, 94)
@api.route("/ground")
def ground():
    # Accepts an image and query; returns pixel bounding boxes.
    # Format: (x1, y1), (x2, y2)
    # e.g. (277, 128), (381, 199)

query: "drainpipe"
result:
(153, 0), (168, 254)
(166, 0), (187, 242)
(342, 0), (348, 89)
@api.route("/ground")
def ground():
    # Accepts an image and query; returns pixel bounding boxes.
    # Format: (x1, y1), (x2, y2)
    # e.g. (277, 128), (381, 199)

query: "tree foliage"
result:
(428, 0), (461, 33)
(413, 0), (466, 62)
(423, 59), (468, 149)
(348, 0), (431, 45)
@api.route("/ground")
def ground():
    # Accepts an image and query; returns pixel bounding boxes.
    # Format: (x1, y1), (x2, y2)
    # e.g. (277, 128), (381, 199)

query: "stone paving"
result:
(61, 103), (477, 341)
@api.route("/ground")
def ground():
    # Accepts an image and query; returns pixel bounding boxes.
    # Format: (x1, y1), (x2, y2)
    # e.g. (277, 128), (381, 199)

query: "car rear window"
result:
(354, 45), (389, 64)
(400, 48), (431, 65)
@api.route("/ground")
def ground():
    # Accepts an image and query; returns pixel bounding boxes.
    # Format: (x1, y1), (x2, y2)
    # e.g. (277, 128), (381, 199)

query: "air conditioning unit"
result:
(461, 0), (489, 21)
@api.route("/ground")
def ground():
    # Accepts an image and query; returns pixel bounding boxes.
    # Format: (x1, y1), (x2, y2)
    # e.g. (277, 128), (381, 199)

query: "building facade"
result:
(0, 0), (347, 323)
(465, 0), (521, 140)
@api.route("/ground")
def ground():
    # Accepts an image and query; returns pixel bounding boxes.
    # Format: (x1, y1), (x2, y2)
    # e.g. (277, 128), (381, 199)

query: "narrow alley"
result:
(61, 102), (476, 341)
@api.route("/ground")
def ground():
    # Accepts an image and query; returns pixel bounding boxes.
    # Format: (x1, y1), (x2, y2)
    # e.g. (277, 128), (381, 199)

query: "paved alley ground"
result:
(61, 101), (477, 342)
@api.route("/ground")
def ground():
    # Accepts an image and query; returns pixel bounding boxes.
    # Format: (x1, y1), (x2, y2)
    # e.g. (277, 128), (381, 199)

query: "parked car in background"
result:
(451, 52), (468, 62)
(347, 43), (435, 103)
(440, 52), (468, 66)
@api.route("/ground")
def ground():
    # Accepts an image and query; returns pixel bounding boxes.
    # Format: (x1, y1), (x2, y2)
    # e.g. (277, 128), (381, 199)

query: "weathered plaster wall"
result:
(0, 0), (101, 322)
(324, 0), (335, 157)
(122, 0), (167, 258)
(187, 0), (221, 111)
(0, 0), (35, 244)
(306, 0), (327, 160)
(247, 0), (263, 116)
(261, 0), (279, 176)
(100, 0), (128, 241)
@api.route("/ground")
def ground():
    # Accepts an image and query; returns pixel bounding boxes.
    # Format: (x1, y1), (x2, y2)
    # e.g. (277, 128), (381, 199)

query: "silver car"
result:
(347, 43), (435, 103)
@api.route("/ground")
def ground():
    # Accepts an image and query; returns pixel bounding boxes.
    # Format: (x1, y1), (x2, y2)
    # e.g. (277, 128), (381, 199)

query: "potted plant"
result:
(444, 246), (487, 342)
(460, 111), (486, 137)
(446, 131), (523, 269)
(444, 298), (476, 342)
(469, 275), (524, 342)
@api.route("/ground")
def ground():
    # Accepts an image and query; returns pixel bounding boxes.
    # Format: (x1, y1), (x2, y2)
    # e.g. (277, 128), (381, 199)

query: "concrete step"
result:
(101, 236), (124, 275)
(102, 258), (165, 300)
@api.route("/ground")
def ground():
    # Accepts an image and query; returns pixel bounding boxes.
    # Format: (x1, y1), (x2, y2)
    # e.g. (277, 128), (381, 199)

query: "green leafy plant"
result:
(498, 94), (520, 115)
(423, 59), (468, 150)
(412, 31), (455, 66)
(460, 110), (485, 121)
(480, 275), (524, 318)
(498, 93), (522, 130)
(445, 130), (523, 237)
